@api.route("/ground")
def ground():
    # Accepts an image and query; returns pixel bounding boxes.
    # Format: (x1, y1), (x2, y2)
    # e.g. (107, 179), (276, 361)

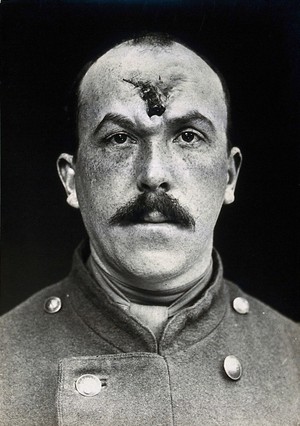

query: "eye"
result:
(174, 130), (205, 145)
(103, 132), (137, 146)
(181, 132), (197, 143)
(110, 133), (129, 144)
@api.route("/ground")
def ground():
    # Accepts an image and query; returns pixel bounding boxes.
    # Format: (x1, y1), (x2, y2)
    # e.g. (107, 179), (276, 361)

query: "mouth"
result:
(142, 211), (171, 224)
(109, 193), (196, 230)
(115, 211), (181, 228)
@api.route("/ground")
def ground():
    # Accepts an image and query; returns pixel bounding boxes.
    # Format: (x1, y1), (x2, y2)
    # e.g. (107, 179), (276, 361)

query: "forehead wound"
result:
(123, 77), (167, 117)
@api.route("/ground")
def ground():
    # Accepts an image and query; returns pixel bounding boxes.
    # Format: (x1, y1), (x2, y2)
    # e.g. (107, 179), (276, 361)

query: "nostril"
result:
(139, 182), (151, 191)
(137, 180), (170, 192)
(159, 182), (170, 191)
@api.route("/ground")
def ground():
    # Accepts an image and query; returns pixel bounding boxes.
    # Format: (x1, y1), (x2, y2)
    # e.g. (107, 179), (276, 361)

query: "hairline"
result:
(67, 35), (232, 157)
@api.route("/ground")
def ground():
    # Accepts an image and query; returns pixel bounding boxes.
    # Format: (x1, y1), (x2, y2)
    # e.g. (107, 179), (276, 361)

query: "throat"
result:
(87, 255), (213, 339)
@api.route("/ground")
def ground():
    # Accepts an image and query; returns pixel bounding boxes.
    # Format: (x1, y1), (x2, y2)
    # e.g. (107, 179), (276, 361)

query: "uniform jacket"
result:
(0, 243), (299, 425)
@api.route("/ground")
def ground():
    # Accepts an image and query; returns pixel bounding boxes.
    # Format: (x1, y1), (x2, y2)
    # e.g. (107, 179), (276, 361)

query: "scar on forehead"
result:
(123, 77), (167, 117)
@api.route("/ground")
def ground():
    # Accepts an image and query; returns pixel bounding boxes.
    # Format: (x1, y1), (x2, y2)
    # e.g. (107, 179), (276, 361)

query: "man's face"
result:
(59, 42), (241, 287)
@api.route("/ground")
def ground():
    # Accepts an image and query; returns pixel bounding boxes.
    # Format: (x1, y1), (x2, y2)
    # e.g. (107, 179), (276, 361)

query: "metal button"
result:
(224, 355), (242, 380)
(44, 296), (62, 313)
(75, 374), (102, 397)
(233, 297), (249, 314)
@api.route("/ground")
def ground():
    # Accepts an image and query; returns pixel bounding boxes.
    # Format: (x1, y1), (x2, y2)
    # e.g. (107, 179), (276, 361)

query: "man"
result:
(0, 34), (299, 425)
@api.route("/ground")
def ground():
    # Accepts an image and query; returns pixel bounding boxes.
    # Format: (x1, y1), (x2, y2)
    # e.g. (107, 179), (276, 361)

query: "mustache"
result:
(109, 192), (195, 230)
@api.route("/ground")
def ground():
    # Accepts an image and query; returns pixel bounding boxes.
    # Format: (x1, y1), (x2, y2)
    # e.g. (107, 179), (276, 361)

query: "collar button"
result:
(75, 374), (102, 397)
(233, 297), (249, 314)
(44, 296), (62, 313)
(224, 355), (242, 380)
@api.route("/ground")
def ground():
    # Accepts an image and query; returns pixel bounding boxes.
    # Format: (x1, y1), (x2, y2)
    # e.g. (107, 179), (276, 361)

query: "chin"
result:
(116, 248), (189, 286)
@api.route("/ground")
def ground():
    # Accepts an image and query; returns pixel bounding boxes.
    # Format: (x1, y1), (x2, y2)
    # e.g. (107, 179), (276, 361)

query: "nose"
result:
(136, 143), (172, 193)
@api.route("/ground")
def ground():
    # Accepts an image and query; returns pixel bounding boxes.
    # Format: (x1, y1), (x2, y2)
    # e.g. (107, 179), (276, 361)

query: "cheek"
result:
(78, 142), (133, 176)
(182, 155), (228, 217)
(75, 147), (136, 216)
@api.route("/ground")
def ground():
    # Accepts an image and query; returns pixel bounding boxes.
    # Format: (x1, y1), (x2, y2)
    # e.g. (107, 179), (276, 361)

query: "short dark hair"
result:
(64, 33), (232, 157)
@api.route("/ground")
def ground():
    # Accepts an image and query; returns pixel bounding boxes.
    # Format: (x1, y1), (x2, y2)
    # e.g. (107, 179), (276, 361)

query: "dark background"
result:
(2, 0), (299, 320)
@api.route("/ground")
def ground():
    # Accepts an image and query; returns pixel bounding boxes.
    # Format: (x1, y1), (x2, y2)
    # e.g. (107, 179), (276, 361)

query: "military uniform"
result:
(0, 243), (299, 425)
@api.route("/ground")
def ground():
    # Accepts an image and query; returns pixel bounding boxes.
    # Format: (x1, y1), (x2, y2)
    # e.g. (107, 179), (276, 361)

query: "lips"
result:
(142, 211), (169, 223)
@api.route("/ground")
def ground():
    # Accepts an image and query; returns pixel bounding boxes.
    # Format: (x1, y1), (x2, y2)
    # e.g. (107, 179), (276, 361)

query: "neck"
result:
(89, 241), (213, 292)
(88, 254), (213, 306)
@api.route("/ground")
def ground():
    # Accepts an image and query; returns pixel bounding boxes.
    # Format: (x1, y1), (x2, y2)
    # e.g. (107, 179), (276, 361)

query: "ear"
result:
(224, 147), (242, 205)
(57, 153), (79, 209)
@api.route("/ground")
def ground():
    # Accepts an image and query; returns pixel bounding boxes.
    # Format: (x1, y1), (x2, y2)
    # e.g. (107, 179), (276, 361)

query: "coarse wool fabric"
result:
(0, 243), (299, 426)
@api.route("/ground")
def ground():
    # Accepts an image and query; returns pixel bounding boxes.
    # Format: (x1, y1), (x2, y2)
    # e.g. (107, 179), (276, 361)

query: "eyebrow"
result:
(93, 110), (215, 136)
(93, 113), (136, 136)
(168, 110), (215, 133)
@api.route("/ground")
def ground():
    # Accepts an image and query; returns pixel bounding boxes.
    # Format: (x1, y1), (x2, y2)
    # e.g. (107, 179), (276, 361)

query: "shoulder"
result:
(0, 278), (71, 347)
(225, 279), (300, 351)
(1, 279), (66, 319)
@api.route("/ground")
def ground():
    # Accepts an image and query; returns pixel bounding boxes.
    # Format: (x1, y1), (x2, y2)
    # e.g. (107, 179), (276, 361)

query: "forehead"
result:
(79, 42), (227, 131)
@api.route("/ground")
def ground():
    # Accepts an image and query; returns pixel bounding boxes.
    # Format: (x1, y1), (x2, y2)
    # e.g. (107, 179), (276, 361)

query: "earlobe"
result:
(66, 190), (79, 209)
(224, 187), (235, 204)
(57, 153), (79, 209)
(224, 147), (242, 205)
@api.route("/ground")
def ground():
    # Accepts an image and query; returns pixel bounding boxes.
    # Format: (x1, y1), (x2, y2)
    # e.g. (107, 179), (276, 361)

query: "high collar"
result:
(69, 241), (228, 355)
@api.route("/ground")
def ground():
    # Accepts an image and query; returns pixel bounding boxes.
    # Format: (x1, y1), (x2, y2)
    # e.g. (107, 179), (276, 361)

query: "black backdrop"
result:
(2, 0), (299, 320)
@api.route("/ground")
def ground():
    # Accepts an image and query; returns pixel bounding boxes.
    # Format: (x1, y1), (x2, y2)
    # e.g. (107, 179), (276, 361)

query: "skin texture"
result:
(58, 40), (242, 291)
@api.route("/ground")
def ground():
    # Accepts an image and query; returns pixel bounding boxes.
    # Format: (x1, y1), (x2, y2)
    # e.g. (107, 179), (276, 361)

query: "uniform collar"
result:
(69, 241), (228, 355)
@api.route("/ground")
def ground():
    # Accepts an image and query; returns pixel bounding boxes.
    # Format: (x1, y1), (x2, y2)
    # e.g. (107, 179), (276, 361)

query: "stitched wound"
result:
(123, 78), (166, 117)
